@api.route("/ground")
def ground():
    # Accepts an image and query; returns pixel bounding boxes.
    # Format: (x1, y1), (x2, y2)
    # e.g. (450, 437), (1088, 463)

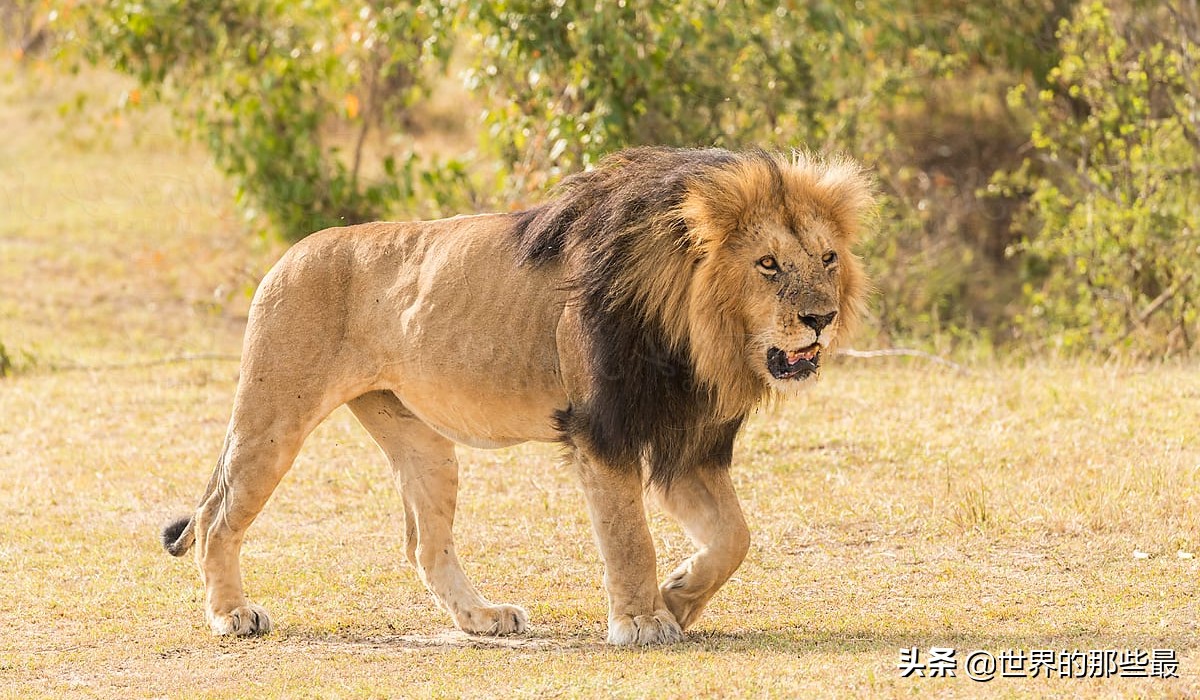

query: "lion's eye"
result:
(757, 256), (778, 273)
(822, 250), (838, 268)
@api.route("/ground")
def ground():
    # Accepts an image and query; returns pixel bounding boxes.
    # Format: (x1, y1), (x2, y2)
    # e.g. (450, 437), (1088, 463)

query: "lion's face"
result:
(739, 216), (844, 389)
(730, 214), (855, 392)
(657, 150), (872, 417)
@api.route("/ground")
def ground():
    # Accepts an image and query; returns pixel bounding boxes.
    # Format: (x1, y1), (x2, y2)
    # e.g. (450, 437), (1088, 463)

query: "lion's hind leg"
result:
(348, 390), (528, 636)
(179, 364), (361, 636)
(653, 467), (750, 630)
(191, 404), (329, 636)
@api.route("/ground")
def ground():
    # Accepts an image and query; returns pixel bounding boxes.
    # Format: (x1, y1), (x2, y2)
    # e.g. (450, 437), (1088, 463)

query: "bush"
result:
(73, 0), (464, 239)
(996, 1), (1200, 356)
(59, 0), (1200, 357)
(459, 0), (1038, 351)
(462, 2), (862, 188)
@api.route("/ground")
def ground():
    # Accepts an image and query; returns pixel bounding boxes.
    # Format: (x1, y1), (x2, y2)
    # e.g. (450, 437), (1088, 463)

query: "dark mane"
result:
(512, 147), (739, 266)
(512, 147), (752, 485)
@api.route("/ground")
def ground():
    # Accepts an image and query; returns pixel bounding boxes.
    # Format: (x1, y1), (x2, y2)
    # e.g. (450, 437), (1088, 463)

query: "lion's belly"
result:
(395, 382), (564, 448)
(358, 215), (570, 448)
(386, 314), (568, 446)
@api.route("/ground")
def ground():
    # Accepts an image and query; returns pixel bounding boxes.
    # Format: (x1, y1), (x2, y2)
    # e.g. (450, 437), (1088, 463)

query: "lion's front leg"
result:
(653, 467), (750, 630)
(574, 449), (683, 646)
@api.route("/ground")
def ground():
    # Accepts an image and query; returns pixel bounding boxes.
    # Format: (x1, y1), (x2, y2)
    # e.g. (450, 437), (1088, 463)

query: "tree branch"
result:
(351, 52), (383, 194)
(1136, 271), (1194, 326)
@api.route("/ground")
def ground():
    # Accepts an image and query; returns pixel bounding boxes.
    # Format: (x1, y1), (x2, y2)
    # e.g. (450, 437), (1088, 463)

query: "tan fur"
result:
(167, 150), (874, 645)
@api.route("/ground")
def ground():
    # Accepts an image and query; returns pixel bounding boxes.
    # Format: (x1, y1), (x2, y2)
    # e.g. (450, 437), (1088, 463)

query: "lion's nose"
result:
(800, 311), (837, 334)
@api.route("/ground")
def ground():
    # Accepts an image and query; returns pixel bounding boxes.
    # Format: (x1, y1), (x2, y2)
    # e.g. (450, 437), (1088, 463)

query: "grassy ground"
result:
(2, 59), (1199, 699)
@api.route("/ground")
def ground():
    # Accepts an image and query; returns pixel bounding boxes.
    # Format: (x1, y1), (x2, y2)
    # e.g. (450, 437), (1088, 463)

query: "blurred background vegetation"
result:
(5, 0), (1199, 359)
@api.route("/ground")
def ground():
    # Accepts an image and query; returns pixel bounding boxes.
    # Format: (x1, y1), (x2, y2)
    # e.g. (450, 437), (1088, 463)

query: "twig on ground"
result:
(834, 347), (970, 373)
(39, 353), (242, 374)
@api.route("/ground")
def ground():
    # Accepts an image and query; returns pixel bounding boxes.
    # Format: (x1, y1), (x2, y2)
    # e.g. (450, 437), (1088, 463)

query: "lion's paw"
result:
(207, 603), (272, 636)
(456, 603), (529, 636)
(607, 609), (684, 646)
(661, 580), (707, 631)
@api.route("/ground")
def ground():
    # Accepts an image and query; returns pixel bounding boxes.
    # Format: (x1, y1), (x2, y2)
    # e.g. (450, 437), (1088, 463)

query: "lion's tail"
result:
(162, 515), (195, 557)
(162, 437), (230, 557)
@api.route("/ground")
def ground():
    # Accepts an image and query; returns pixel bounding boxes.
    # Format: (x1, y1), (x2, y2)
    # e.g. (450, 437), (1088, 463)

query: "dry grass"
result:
(2, 59), (1199, 699)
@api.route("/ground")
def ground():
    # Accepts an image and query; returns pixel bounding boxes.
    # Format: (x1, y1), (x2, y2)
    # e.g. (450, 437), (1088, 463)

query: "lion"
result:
(161, 146), (874, 645)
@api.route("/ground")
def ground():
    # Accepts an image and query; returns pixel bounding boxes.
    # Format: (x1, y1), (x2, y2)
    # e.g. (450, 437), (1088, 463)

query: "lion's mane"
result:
(512, 147), (872, 484)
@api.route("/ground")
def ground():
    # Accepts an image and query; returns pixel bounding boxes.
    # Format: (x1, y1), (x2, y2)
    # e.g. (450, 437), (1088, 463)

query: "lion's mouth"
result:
(766, 344), (821, 380)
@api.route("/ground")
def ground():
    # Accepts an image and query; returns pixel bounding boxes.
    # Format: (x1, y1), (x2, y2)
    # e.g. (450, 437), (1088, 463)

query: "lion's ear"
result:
(812, 158), (877, 246)
(675, 185), (733, 256)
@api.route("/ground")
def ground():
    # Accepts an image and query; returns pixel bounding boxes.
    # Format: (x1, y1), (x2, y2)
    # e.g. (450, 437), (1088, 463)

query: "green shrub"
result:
(72, 0), (463, 239)
(996, 1), (1200, 356)
(464, 2), (821, 192)
(62, 0), (1200, 357)
(0, 341), (12, 377)
(0, 340), (35, 377)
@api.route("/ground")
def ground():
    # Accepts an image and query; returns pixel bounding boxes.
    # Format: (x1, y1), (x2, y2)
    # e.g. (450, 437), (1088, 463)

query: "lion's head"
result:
(513, 147), (874, 481)
(676, 151), (873, 412)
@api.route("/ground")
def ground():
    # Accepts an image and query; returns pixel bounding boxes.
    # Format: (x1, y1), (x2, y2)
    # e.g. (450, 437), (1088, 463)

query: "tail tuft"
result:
(162, 515), (195, 557)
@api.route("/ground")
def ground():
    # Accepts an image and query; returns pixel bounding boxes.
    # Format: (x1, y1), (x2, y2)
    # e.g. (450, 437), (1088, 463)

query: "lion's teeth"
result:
(784, 344), (821, 365)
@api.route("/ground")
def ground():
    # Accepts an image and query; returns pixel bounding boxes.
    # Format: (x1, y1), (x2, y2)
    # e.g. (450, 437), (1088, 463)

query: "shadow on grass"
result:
(679, 628), (1198, 656)
(272, 627), (604, 654)
(273, 625), (1197, 657)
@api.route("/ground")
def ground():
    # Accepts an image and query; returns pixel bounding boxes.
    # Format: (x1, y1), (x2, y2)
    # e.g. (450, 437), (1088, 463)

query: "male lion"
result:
(162, 146), (874, 645)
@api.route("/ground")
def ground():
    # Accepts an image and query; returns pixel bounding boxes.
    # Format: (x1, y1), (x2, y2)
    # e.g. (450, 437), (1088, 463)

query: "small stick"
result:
(39, 353), (241, 373)
(834, 347), (969, 373)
